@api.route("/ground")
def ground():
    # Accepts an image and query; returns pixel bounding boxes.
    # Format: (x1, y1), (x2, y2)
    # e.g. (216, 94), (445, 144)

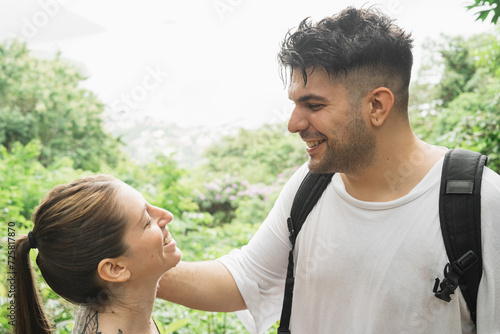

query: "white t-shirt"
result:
(218, 156), (500, 334)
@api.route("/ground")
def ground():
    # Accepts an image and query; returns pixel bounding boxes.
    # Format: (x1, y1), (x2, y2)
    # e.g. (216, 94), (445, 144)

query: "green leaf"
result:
(478, 9), (491, 21)
(163, 318), (189, 333)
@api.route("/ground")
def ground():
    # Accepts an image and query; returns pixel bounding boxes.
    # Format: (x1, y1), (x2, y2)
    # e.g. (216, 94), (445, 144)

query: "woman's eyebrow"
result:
(138, 202), (148, 224)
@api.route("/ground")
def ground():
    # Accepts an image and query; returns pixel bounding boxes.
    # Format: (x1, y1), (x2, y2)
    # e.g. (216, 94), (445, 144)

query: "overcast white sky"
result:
(0, 0), (494, 130)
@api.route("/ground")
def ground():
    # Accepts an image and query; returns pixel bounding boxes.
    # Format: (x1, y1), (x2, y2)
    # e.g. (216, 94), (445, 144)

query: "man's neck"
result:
(340, 139), (446, 202)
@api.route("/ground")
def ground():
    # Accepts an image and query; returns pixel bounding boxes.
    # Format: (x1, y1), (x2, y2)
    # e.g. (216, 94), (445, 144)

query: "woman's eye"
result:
(145, 218), (152, 227)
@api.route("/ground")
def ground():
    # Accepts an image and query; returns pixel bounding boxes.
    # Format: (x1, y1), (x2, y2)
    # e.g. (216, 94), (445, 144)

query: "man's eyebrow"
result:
(291, 94), (328, 103)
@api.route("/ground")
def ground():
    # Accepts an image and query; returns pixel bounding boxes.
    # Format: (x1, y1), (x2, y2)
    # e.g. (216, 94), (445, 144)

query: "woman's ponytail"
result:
(14, 234), (52, 334)
(13, 174), (128, 332)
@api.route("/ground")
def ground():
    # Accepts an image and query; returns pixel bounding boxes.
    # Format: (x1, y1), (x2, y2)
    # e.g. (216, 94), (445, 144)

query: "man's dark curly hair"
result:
(278, 6), (414, 112)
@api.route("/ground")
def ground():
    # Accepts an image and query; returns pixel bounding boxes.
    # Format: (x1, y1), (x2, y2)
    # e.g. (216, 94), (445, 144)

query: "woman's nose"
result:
(157, 208), (174, 228)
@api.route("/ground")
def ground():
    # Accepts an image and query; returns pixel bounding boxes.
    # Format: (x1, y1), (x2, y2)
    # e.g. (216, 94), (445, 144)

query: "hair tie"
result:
(28, 231), (37, 249)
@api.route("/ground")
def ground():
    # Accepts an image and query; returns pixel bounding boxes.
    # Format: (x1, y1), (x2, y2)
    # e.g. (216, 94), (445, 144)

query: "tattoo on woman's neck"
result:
(78, 309), (123, 334)
(79, 309), (101, 334)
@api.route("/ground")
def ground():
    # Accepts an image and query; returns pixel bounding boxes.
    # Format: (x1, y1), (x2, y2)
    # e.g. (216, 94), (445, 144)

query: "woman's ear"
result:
(98, 258), (131, 283)
(368, 87), (394, 127)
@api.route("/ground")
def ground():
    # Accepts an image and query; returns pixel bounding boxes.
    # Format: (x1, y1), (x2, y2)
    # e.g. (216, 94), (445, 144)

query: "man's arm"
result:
(156, 260), (247, 312)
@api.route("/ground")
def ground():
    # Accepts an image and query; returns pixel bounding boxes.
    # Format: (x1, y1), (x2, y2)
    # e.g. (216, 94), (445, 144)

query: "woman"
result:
(14, 174), (182, 334)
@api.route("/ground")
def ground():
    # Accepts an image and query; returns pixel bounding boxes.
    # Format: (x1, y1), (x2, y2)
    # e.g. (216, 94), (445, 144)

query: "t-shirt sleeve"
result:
(217, 164), (309, 334)
(476, 167), (500, 333)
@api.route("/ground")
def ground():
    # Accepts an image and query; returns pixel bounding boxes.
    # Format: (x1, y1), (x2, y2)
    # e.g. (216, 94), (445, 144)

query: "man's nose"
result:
(288, 106), (309, 133)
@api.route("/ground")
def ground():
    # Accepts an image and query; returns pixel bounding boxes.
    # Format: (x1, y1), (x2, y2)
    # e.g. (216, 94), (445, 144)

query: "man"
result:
(157, 7), (500, 333)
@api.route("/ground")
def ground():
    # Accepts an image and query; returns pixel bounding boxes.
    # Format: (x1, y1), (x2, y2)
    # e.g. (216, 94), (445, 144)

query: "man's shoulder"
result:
(482, 166), (500, 195)
(284, 162), (311, 190)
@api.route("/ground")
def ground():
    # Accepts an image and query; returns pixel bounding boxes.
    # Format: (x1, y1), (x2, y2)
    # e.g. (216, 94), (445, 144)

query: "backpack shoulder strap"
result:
(288, 172), (335, 244)
(435, 148), (487, 325)
(278, 172), (334, 334)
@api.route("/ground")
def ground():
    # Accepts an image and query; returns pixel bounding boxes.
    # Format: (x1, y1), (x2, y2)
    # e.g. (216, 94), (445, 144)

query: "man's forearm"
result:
(156, 260), (247, 312)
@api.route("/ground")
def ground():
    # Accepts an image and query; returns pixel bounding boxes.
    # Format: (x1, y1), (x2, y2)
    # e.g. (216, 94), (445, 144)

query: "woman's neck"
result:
(79, 281), (159, 334)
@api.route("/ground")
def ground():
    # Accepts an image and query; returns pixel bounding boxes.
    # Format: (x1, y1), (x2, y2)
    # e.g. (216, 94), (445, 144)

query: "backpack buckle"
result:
(433, 250), (478, 302)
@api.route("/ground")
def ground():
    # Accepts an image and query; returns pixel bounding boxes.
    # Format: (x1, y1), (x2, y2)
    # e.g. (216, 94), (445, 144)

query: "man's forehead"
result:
(290, 66), (343, 86)
(288, 68), (341, 98)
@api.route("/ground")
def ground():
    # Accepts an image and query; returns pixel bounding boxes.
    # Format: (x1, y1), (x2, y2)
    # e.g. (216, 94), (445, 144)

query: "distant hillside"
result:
(104, 115), (239, 168)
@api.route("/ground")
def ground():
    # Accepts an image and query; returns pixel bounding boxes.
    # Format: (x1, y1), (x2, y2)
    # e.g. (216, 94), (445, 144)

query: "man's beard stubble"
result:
(307, 105), (377, 174)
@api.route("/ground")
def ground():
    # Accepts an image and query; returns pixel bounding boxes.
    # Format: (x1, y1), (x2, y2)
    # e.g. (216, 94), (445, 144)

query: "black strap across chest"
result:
(277, 172), (334, 334)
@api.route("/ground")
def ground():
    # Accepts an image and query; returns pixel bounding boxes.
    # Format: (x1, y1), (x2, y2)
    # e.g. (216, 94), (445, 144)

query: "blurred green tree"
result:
(203, 123), (306, 184)
(189, 124), (306, 226)
(0, 40), (124, 172)
(410, 32), (500, 172)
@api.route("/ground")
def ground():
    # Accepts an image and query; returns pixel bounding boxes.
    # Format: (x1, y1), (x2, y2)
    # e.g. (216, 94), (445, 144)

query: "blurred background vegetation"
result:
(1, 3), (500, 333)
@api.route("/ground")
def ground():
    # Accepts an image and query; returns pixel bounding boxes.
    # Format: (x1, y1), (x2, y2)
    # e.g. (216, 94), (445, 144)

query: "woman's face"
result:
(116, 182), (182, 281)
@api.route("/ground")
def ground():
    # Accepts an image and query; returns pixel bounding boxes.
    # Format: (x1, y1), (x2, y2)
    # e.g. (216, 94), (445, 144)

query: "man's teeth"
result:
(164, 234), (173, 245)
(306, 140), (324, 148)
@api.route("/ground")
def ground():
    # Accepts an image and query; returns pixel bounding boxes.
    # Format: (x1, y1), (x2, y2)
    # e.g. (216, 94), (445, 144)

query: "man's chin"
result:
(307, 159), (332, 174)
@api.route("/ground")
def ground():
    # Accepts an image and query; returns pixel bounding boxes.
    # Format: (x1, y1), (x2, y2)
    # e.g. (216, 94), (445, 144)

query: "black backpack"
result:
(277, 148), (488, 334)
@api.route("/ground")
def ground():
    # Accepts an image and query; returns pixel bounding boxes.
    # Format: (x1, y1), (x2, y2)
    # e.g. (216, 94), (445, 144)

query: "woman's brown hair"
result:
(14, 174), (129, 334)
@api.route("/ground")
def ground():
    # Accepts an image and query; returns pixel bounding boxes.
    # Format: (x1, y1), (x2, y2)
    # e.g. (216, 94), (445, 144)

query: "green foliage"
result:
(472, 30), (500, 76)
(0, 40), (124, 172)
(0, 140), (84, 225)
(467, 0), (500, 24)
(436, 36), (478, 106)
(152, 300), (249, 334)
(195, 174), (284, 226)
(411, 32), (500, 173)
(195, 174), (245, 226)
(192, 124), (305, 227)
(203, 124), (306, 184)
(113, 153), (199, 219)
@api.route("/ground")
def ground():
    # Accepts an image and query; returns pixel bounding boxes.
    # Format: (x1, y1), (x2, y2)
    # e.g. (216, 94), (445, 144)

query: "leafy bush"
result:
(410, 32), (500, 173)
(0, 40), (124, 172)
(195, 174), (275, 226)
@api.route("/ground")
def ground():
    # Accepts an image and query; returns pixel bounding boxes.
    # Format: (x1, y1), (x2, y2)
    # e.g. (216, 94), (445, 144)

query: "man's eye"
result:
(308, 104), (324, 111)
(145, 218), (152, 227)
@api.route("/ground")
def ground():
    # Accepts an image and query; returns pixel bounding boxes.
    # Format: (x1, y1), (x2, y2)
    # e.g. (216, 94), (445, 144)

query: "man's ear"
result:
(368, 87), (394, 127)
(98, 258), (131, 283)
